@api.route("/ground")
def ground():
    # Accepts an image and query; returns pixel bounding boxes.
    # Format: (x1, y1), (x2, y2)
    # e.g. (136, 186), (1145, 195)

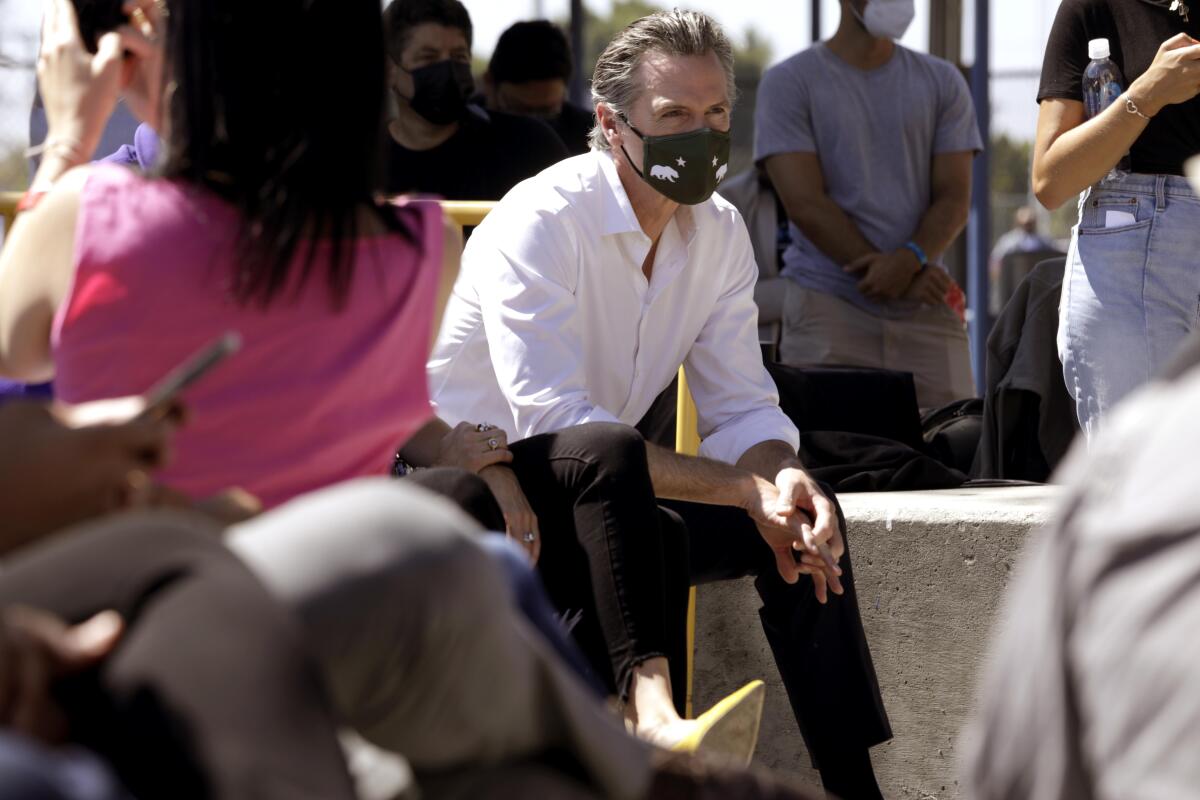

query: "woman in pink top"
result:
(0, 0), (459, 510)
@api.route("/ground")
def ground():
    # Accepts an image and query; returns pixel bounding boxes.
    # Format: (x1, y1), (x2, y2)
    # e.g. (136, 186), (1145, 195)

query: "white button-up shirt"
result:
(428, 150), (799, 465)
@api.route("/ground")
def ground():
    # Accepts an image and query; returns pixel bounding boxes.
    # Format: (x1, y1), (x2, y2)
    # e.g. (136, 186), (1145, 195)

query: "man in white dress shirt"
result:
(429, 12), (890, 797)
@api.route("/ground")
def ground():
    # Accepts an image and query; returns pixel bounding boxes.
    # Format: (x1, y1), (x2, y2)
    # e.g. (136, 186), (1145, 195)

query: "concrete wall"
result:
(692, 486), (1062, 799)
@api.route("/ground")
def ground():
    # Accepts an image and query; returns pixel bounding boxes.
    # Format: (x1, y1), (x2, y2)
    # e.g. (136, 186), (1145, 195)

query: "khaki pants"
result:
(779, 283), (975, 409)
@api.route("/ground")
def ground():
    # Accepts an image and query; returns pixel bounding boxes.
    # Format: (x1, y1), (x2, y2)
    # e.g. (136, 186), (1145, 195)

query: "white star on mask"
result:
(712, 156), (718, 167)
(676, 157), (687, 167)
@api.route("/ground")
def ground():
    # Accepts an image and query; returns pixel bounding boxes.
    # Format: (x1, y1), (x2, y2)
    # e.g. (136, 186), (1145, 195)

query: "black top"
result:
(1038, 0), (1200, 175)
(384, 105), (569, 201)
(546, 102), (595, 156)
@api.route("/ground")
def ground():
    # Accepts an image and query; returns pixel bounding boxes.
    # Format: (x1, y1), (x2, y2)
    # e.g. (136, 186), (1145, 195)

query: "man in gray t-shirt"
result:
(754, 0), (982, 407)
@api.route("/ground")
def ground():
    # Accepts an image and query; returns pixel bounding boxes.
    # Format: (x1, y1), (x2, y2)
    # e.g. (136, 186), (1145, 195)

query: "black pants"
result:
(411, 425), (690, 705)
(660, 498), (892, 760)
(420, 422), (891, 762)
(0, 514), (355, 800)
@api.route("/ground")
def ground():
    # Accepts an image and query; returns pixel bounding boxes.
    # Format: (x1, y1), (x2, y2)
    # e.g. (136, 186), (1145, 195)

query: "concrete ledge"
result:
(693, 485), (1063, 799)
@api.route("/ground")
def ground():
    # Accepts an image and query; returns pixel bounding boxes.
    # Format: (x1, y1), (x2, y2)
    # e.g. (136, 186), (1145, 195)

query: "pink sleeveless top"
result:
(53, 165), (443, 509)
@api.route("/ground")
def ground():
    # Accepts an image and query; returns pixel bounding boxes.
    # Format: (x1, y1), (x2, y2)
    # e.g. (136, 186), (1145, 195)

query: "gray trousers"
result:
(226, 479), (652, 800)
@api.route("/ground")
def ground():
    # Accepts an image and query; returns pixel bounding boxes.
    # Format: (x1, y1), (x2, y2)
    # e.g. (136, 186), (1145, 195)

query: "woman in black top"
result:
(1034, 0), (1200, 437)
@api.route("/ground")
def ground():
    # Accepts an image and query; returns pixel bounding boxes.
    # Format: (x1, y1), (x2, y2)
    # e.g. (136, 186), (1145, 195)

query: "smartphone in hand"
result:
(138, 332), (242, 421)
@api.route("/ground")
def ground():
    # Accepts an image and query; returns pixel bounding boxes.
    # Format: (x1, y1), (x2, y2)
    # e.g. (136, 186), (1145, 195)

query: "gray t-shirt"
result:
(754, 44), (982, 317)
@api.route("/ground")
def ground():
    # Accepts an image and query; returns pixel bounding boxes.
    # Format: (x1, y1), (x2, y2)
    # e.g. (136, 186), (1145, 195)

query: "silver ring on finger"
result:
(522, 531), (537, 544)
(476, 422), (495, 433)
(488, 438), (499, 451)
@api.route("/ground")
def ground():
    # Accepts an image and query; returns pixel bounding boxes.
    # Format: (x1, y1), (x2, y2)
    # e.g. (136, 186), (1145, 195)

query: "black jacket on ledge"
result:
(971, 257), (1079, 482)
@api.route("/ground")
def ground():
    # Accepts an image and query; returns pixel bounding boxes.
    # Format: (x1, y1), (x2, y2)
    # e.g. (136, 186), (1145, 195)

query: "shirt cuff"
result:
(698, 407), (800, 465)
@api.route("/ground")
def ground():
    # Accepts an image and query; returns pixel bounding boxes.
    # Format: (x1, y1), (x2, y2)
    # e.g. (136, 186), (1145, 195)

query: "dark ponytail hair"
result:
(160, 0), (411, 307)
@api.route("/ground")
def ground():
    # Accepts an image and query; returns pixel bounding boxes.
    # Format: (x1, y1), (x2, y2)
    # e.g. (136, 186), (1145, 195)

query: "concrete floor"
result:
(692, 485), (1063, 799)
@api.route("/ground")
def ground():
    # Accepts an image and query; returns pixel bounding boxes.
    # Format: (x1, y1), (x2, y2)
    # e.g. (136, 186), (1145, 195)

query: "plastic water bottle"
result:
(1083, 38), (1130, 179)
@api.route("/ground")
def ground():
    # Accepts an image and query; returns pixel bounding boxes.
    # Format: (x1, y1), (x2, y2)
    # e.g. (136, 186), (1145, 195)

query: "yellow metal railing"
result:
(674, 367), (702, 718)
(439, 200), (494, 230)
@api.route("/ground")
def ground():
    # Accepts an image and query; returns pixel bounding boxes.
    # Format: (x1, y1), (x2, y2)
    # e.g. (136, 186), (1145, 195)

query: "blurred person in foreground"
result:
(964, 330), (1200, 799)
(0, 395), (358, 800)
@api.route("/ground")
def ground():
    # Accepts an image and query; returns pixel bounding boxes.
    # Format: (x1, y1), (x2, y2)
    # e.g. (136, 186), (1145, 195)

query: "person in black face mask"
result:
(426, 10), (891, 798)
(482, 20), (595, 156)
(382, 0), (568, 201)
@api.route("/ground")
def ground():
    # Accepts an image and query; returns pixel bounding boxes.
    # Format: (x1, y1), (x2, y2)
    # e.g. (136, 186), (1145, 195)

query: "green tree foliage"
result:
(574, 0), (772, 88)
(990, 133), (1031, 195)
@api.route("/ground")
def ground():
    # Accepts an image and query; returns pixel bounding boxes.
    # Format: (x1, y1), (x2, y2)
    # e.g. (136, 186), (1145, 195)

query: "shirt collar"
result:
(595, 149), (644, 237)
(594, 148), (700, 244)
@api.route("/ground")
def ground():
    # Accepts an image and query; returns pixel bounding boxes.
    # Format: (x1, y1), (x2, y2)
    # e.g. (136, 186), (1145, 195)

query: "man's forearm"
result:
(397, 417), (450, 467)
(644, 441), (759, 509)
(910, 195), (970, 263)
(789, 196), (878, 267)
(736, 439), (804, 483)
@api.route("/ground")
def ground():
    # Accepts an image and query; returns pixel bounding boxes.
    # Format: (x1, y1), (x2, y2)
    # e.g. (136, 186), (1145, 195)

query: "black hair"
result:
(382, 0), (473, 59)
(159, 0), (410, 308)
(488, 20), (572, 84)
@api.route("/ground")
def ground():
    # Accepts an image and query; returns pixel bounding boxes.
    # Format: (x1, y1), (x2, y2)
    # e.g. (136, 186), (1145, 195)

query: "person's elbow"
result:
(1032, 172), (1071, 212)
(1031, 156), (1072, 211)
(0, 338), (53, 385)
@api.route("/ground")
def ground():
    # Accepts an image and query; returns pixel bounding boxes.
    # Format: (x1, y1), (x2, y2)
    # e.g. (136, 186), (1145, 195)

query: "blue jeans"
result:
(1059, 173), (1200, 438)
(477, 535), (606, 698)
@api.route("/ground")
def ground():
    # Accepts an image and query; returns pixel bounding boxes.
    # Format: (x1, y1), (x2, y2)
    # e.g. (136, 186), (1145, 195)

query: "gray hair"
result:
(588, 9), (737, 151)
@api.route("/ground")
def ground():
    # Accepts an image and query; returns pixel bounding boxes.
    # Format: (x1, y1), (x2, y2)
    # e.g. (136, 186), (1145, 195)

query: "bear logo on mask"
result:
(650, 165), (681, 183)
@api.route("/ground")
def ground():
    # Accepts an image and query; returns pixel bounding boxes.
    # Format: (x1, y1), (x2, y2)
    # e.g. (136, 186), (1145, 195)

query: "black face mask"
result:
(619, 116), (732, 206)
(404, 60), (475, 125)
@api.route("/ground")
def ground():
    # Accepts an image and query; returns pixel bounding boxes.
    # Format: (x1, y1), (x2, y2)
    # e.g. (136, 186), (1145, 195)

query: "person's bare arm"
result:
(764, 152), (877, 267)
(1033, 99), (1144, 210)
(0, 167), (89, 382)
(644, 440), (760, 508)
(643, 440), (843, 599)
(0, 0), (156, 380)
(912, 150), (973, 260)
(844, 150), (973, 303)
(0, 399), (176, 555)
(1034, 35), (1200, 210)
